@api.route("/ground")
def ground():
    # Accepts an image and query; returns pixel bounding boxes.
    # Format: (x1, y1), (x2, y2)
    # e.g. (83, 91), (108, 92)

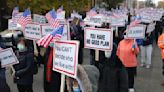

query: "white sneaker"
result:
(146, 65), (151, 69)
(129, 88), (135, 92)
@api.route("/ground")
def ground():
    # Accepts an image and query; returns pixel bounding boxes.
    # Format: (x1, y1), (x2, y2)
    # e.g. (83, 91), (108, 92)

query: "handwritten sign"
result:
(33, 14), (46, 24)
(84, 27), (113, 51)
(8, 19), (19, 30)
(53, 40), (79, 78)
(24, 23), (42, 40)
(110, 16), (126, 27)
(147, 23), (156, 33)
(126, 24), (146, 39)
(141, 14), (153, 23)
(0, 48), (19, 68)
(41, 24), (69, 40)
(84, 14), (104, 26)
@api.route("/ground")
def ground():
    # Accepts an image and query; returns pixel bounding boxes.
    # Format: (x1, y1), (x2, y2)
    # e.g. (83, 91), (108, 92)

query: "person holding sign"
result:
(13, 38), (34, 92)
(117, 39), (139, 92)
(0, 37), (11, 92)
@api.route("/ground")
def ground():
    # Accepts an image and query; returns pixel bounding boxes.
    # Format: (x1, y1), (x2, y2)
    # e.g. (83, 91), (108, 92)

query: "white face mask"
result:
(105, 51), (112, 58)
(17, 44), (26, 52)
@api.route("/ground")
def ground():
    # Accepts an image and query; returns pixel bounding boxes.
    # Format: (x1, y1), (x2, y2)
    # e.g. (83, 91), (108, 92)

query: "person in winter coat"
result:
(43, 47), (61, 92)
(117, 39), (139, 92)
(140, 31), (154, 68)
(98, 43), (128, 92)
(0, 37), (10, 92)
(158, 34), (164, 86)
(13, 38), (34, 92)
(0, 62), (11, 92)
(66, 64), (100, 92)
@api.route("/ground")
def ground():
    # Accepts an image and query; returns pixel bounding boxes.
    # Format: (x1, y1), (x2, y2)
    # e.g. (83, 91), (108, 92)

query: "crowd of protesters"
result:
(0, 7), (164, 92)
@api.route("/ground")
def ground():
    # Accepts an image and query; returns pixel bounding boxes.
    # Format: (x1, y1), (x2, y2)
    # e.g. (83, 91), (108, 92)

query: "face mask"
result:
(17, 44), (26, 52)
(73, 87), (80, 92)
(105, 51), (112, 58)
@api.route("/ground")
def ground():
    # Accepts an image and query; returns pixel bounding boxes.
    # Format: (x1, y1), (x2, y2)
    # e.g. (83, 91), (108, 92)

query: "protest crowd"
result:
(0, 4), (164, 92)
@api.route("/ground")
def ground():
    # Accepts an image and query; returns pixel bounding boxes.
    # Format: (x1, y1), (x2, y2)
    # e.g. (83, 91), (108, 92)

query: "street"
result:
(5, 44), (164, 92)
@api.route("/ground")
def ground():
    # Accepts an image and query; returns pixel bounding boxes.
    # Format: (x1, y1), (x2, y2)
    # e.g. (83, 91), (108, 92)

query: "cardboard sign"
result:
(84, 14), (103, 26)
(24, 23), (42, 40)
(8, 19), (19, 30)
(147, 23), (156, 33)
(41, 24), (69, 40)
(110, 16), (126, 27)
(53, 40), (79, 78)
(33, 14), (46, 24)
(141, 14), (153, 23)
(126, 24), (146, 39)
(0, 48), (19, 68)
(84, 27), (113, 51)
(57, 11), (66, 19)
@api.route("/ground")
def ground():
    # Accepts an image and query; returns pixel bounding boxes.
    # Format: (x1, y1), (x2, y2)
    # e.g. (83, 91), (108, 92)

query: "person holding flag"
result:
(17, 9), (32, 27)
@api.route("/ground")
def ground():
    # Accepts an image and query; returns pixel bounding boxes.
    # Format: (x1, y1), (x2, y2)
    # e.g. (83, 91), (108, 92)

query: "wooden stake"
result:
(95, 50), (99, 61)
(60, 74), (66, 92)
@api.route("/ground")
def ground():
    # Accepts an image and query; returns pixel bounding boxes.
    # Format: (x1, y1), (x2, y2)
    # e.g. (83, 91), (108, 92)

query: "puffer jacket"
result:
(14, 51), (34, 85)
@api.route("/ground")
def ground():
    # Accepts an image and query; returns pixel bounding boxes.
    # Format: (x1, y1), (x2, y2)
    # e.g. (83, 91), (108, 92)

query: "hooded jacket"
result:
(66, 65), (100, 92)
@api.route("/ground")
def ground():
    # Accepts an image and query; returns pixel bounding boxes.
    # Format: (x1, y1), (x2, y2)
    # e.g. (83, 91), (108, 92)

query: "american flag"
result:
(12, 7), (19, 22)
(17, 9), (32, 27)
(57, 6), (63, 13)
(37, 26), (64, 48)
(46, 9), (60, 28)
(87, 8), (97, 17)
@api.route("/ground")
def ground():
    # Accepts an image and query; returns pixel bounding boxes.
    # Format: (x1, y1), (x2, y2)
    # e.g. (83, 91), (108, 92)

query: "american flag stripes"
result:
(46, 9), (60, 28)
(87, 8), (97, 17)
(17, 9), (32, 27)
(12, 7), (19, 22)
(129, 16), (141, 28)
(37, 26), (64, 48)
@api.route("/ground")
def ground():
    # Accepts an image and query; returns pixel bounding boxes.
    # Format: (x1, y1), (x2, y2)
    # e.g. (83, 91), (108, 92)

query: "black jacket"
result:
(98, 44), (128, 92)
(14, 51), (34, 85)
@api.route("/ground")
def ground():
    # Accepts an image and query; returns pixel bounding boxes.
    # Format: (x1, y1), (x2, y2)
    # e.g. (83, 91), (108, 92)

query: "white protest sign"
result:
(84, 27), (113, 51)
(0, 48), (19, 68)
(126, 24), (146, 39)
(33, 14), (46, 24)
(141, 14), (153, 23)
(110, 16), (126, 27)
(147, 23), (156, 33)
(57, 11), (66, 19)
(84, 14), (103, 26)
(41, 24), (69, 40)
(53, 40), (79, 78)
(8, 19), (18, 30)
(24, 23), (42, 40)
